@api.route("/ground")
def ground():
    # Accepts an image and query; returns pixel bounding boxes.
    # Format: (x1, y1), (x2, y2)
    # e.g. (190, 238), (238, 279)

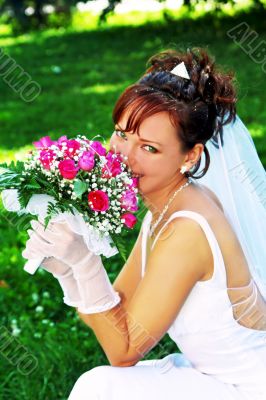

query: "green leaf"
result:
(24, 179), (41, 190)
(17, 190), (31, 209)
(73, 179), (87, 199)
(44, 201), (60, 228)
(110, 233), (127, 263)
(0, 160), (27, 190)
(44, 214), (52, 229)
(0, 166), (12, 174)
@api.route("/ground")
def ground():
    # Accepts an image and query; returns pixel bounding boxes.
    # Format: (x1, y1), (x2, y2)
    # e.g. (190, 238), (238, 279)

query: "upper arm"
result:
(120, 218), (209, 366)
(113, 226), (143, 309)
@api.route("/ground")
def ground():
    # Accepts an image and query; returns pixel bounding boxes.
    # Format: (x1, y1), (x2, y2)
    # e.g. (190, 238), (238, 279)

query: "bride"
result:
(23, 47), (266, 399)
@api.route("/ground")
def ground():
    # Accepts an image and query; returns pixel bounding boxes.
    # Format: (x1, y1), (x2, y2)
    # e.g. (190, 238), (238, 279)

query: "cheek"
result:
(109, 135), (119, 152)
(143, 154), (175, 177)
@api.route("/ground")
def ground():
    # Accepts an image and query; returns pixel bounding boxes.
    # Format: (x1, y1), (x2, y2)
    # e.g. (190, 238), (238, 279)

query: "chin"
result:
(137, 178), (155, 198)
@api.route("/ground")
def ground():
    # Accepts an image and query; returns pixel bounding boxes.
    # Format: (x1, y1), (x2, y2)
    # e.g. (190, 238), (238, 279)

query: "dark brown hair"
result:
(112, 47), (237, 179)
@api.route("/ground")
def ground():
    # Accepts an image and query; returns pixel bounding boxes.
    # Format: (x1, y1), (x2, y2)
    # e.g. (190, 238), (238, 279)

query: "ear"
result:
(187, 143), (204, 165)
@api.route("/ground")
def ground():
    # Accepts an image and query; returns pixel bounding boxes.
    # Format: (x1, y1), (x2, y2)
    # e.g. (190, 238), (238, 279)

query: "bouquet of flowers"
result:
(0, 134), (139, 273)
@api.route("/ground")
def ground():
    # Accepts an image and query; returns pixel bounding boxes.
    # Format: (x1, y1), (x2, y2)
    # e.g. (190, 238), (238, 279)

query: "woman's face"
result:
(109, 111), (187, 198)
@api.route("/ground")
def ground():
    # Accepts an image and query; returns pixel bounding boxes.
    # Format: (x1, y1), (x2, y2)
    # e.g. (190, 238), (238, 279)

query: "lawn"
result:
(0, 5), (265, 399)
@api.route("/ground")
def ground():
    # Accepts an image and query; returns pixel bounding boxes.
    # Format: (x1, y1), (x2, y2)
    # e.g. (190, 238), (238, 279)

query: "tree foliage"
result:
(1, 0), (265, 34)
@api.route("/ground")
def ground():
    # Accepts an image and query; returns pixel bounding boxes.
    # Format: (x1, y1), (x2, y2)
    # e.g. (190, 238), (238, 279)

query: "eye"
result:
(142, 145), (158, 154)
(114, 129), (127, 140)
(114, 129), (158, 153)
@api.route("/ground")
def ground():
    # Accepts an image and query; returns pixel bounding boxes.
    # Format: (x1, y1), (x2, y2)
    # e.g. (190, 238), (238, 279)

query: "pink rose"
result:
(58, 159), (79, 180)
(121, 213), (137, 229)
(60, 139), (80, 158)
(106, 150), (123, 163)
(33, 136), (56, 149)
(78, 151), (95, 171)
(88, 190), (109, 212)
(89, 141), (107, 156)
(39, 149), (56, 170)
(101, 151), (123, 178)
(120, 189), (138, 212)
(56, 135), (68, 146)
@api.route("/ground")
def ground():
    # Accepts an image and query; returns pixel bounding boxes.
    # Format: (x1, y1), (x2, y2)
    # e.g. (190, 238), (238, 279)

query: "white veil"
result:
(196, 114), (266, 300)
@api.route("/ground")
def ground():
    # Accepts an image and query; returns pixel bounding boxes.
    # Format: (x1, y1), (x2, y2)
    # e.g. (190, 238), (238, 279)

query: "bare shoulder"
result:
(198, 183), (224, 213)
(149, 215), (210, 282)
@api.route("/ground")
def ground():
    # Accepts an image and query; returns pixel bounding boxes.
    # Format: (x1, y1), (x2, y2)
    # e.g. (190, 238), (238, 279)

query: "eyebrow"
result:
(115, 124), (162, 146)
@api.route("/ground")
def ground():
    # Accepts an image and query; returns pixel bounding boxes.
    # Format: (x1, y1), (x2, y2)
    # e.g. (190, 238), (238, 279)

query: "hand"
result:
(41, 257), (82, 307)
(23, 219), (99, 267)
(24, 220), (121, 314)
(22, 226), (82, 307)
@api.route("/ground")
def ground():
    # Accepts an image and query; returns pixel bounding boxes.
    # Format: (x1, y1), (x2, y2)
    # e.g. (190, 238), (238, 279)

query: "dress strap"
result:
(141, 210), (226, 287)
(141, 211), (153, 278)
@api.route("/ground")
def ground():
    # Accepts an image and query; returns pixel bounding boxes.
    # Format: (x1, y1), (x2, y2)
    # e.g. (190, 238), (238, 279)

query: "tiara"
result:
(170, 62), (190, 80)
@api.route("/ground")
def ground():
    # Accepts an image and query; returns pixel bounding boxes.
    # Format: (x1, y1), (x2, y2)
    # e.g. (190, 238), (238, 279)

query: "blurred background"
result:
(0, 0), (265, 398)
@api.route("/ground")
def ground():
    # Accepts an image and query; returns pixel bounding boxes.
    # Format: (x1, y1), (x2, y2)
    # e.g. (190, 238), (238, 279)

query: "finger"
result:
(48, 221), (72, 236)
(30, 220), (60, 243)
(23, 233), (55, 259)
(22, 247), (42, 260)
(31, 220), (72, 239)
(41, 257), (58, 272)
(30, 220), (43, 229)
(41, 257), (70, 274)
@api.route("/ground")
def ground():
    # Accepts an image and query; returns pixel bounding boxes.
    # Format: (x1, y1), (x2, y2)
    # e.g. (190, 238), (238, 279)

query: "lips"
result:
(131, 171), (144, 178)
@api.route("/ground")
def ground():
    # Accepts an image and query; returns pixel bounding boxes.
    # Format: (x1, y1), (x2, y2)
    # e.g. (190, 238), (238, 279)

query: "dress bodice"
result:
(140, 210), (266, 397)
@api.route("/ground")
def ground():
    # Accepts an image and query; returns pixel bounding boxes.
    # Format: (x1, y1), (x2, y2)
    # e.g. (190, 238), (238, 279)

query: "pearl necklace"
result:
(149, 177), (192, 238)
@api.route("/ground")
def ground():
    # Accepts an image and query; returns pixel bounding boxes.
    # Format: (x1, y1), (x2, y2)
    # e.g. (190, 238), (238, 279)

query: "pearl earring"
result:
(180, 165), (187, 174)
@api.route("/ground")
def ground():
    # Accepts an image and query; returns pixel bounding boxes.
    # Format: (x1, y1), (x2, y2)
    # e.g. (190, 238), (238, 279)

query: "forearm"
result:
(76, 298), (133, 367)
(24, 220), (143, 365)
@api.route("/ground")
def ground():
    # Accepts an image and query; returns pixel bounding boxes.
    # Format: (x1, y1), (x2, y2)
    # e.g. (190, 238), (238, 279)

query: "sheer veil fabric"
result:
(198, 114), (266, 331)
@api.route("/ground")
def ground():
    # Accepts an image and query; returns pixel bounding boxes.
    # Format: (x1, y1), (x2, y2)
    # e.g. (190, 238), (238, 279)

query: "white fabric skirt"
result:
(68, 353), (249, 400)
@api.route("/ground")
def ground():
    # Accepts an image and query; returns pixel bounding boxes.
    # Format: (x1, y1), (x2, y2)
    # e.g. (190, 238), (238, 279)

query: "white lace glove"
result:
(23, 220), (121, 314)
(40, 257), (82, 307)
(23, 228), (82, 307)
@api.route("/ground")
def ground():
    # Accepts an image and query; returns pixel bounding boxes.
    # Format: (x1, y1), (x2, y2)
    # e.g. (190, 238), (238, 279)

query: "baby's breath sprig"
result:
(0, 135), (139, 261)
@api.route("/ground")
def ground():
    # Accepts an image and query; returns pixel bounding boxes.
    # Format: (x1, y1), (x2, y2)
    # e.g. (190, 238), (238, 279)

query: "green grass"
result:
(0, 5), (266, 399)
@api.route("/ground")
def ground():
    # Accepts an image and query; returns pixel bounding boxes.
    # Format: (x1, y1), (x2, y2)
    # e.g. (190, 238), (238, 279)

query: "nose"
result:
(110, 141), (134, 171)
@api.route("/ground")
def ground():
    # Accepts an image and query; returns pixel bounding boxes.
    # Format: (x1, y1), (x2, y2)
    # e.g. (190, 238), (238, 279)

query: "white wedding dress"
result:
(68, 210), (266, 400)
